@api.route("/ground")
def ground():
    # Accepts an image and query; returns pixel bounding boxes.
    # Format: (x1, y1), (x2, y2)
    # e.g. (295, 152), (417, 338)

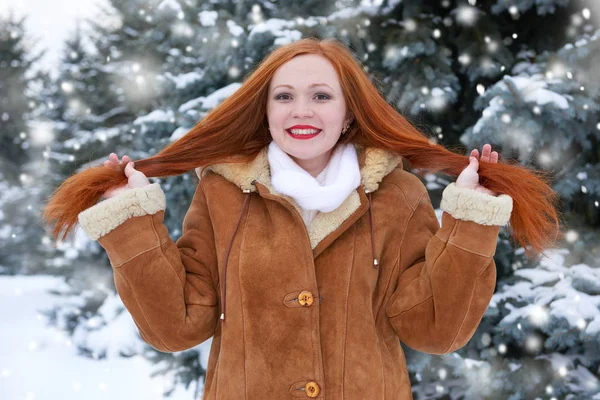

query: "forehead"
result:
(269, 54), (341, 90)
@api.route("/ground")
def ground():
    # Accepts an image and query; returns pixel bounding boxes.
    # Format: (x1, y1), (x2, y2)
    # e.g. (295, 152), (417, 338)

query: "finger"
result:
(480, 144), (489, 162)
(122, 155), (131, 164)
(481, 144), (492, 163)
(470, 149), (479, 159)
(109, 153), (118, 163)
(470, 155), (479, 170)
(491, 151), (499, 164)
(124, 162), (135, 177)
(124, 162), (147, 182)
(106, 156), (120, 168)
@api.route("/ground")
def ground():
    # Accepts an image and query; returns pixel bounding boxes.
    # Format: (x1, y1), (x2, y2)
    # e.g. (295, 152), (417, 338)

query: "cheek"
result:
(266, 104), (285, 123)
(322, 104), (346, 120)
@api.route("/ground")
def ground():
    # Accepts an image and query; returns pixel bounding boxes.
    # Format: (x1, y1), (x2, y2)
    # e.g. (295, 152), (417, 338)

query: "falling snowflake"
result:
(455, 5), (479, 26)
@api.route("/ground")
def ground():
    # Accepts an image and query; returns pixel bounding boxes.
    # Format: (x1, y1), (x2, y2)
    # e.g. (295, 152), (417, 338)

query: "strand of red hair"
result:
(43, 37), (564, 261)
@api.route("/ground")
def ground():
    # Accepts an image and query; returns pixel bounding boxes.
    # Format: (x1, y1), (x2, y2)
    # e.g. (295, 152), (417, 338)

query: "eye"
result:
(274, 93), (332, 101)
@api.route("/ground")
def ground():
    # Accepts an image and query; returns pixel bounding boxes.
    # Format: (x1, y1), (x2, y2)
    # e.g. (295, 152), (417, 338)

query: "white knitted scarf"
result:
(267, 141), (361, 213)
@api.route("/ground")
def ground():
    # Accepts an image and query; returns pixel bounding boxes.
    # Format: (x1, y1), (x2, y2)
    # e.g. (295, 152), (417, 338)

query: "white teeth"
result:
(288, 129), (320, 135)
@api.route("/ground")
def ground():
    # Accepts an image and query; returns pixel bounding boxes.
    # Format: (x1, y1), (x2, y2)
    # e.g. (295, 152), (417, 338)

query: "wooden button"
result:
(305, 381), (320, 397)
(298, 291), (314, 307)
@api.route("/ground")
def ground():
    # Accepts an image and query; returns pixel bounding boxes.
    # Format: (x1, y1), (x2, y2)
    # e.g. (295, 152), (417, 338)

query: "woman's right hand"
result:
(103, 153), (151, 199)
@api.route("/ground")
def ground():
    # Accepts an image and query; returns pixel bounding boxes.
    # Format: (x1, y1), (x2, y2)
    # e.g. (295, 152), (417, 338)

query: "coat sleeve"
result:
(385, 182), (513, 355)
(77, 182), (219, 353)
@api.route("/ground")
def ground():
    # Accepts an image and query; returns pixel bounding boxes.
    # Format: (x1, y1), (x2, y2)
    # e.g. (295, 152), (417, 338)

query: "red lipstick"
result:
(285, 125), (322, 140)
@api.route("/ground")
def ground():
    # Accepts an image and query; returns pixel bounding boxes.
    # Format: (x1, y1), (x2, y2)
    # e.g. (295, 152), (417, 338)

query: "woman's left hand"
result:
(455, 143), (499, 196)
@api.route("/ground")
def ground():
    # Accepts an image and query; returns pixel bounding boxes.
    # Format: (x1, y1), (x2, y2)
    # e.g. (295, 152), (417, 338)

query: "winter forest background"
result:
(1, 0), (599, 399)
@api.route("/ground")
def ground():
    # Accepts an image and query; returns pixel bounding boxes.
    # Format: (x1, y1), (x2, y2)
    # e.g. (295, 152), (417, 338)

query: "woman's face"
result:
(267, 54), (350, 171)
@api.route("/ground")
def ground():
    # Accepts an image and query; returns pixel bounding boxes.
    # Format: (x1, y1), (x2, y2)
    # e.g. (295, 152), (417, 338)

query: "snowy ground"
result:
(0, 275), (208, 400)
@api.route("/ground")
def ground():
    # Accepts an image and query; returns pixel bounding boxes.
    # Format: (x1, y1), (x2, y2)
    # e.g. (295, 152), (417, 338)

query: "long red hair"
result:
(43, 37), (564, 260)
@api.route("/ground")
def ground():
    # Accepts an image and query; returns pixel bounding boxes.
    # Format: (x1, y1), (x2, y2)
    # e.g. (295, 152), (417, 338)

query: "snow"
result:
(0, 275), (211, 399)
(472, 96), (505, 135)
(248, 18), (302, 45)
(430, 87), (445, 97)
(567, 365), (600, 394)
(164, 70), (205, 90)
(227, 20), (244, 37)
(134, 109), (174, 125)
(472, 74), (570, 135)
(490, 248), (600, 335)
(62, 127), (122, 149)
(170, 126), (189, 141)
(0, 0), (108, 78)
(274, 30), (302, 46)
(508, 362), (521, 372)
(382, 45), (410, 68)
(249, 18), (293, 35)
(198, 10), (218, 26)
(328, 4), (379, 20)
(507, 75), (569, 109)
(536, 352), (578, 373)
(303, 17), (320, 27)
(534, 353), (600, 394)
(157, 0), (182, 14)
(45, 150), (76, 162)
(464, 358), (485, 369)
(326, 0), (402, 20)
(133, 109), (176, 135)
(577, 171), (588, 180)
(587, 315), (600, 335)
(179, 83), (242, 113)
(0, 183), (24, 227)
(71, 293), (143, 358)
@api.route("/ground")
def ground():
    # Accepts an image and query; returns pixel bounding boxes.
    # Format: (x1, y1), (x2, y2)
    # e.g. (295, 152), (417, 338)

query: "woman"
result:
(44, 38), (562, 399)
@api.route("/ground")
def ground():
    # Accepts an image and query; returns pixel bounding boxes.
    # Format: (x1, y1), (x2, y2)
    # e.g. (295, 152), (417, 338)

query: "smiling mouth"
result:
(285, 128), (322, 138)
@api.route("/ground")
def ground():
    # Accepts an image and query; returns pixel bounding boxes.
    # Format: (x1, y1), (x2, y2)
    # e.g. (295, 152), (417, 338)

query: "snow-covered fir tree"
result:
(0, 13), (39, 165)
(0, 13), (56, 276)
(33, 0), (600, 399)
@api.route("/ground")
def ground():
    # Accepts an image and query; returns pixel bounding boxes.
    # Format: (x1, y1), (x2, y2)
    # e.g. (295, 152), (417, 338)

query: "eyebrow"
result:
(271, 83), (334, 92)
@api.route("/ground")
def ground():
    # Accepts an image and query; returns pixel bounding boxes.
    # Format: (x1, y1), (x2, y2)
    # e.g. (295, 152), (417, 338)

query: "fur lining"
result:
(197, 149), (268, 193)
(195, 144), (403, 248)
(359, 146), (403, 192)
(78, 183), (166, 240)
(440, 183), (513, 226)
(308, 190), (361, 248)
(195, 144), (403, 194)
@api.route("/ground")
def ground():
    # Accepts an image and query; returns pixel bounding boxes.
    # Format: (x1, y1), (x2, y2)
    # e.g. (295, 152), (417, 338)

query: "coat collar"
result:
(195, 144), (402, 251)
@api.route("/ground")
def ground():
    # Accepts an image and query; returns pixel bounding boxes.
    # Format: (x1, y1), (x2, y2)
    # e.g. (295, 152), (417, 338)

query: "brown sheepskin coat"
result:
(78, 144), (513, 399)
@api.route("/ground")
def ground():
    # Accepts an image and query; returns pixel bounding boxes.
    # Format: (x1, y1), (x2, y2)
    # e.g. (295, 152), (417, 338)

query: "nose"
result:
(291, 100), (314, 118)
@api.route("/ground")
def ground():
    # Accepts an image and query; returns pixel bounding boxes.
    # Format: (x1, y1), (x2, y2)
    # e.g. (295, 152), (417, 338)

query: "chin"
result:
(285, 147), (329, 160)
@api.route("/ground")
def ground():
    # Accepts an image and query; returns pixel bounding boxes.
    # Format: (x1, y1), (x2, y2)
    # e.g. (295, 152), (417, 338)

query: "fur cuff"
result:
(78, 183), (166, 240)
(440, 182), (513, 226)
